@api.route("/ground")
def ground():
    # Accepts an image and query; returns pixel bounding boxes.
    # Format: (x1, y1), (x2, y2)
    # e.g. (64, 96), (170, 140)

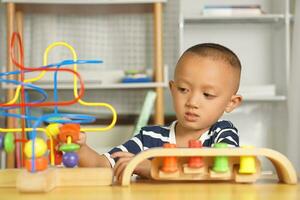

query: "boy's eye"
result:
(203, 92), (215, 98)
(177, 87), (188, 93)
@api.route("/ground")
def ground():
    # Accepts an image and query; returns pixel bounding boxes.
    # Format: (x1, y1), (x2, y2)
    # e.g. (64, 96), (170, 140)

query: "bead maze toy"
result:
(0, 32), (117, 192)
(120, 141), (298, 186)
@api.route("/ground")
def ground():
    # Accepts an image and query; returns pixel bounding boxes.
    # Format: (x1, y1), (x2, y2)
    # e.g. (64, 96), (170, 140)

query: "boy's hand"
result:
(111, 151), (151, 183)
(75, 132), (87, 146)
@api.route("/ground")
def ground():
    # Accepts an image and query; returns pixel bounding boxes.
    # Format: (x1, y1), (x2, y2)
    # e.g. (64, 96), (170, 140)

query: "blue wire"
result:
(0, 59), (103, 77)
(0, 78), (48, 107)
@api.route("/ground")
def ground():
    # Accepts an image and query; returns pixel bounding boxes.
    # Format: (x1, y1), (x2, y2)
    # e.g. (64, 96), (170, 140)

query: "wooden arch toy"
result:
(121, 148), (298, 186)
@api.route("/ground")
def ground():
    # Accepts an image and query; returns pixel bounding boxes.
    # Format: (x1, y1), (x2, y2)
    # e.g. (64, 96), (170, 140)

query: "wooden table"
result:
(0, 176), (299, 200)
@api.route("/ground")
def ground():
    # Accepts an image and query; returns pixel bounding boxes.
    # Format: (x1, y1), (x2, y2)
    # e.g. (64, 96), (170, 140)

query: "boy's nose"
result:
(186, 93), (199, 109)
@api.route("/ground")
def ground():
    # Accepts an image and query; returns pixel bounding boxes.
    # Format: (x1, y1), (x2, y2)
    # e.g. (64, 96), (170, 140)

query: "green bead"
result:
(4, 133), (15, 153)
(59, 143), (80, 152)
(212, 143), (229, 173)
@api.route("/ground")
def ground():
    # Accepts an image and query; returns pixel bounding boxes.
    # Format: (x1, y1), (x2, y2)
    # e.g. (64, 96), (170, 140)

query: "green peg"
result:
(212, 143), (229, 173)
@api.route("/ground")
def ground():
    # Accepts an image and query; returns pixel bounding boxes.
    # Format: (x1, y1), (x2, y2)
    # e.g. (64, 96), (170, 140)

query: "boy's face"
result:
(170, 52), (241, 132)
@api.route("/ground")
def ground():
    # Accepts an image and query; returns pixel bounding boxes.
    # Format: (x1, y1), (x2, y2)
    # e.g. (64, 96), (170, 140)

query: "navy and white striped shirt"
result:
(104, 120), (239, 167)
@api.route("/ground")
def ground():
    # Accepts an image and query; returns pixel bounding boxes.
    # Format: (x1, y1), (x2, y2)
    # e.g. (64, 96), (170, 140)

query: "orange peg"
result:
(161, 143), (178, 173)
(58, 124), (80, 143)
(188, 140), (204, 168)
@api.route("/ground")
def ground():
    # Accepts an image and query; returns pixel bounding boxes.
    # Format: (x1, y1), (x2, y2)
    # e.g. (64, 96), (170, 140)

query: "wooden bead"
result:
(25, 156), (48, 172)
(58, 124), (80, 143)
(24, 138), (47, 158)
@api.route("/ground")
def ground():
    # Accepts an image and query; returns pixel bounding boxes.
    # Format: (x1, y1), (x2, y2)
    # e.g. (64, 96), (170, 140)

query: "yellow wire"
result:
(43, 42), (117, 132)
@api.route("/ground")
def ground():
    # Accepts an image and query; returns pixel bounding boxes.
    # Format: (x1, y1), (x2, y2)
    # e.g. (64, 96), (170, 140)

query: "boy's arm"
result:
(77, 144), (111, 168)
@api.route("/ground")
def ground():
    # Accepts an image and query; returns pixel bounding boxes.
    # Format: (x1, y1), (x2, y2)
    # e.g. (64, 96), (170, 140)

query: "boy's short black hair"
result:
(184, 43), (241, 71)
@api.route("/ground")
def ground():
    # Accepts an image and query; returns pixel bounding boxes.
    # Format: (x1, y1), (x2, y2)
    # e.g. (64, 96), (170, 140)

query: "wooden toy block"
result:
(16, 168), (57, 192)
(121, 147), (298, 186)
(0, 167), (113, 192)
(0, 169), (22, 187)
(183, 164), (207, 174)
(209, 168), (232, 180)
(158, 170), (180, 179)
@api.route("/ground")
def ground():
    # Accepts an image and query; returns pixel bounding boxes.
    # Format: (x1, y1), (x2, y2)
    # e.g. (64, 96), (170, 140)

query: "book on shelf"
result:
(202, 5), (263, 16)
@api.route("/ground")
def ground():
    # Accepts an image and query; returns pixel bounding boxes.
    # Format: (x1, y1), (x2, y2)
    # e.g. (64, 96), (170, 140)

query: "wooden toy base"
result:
(0, 167), (113, 192)
(121, 148), (298, 186)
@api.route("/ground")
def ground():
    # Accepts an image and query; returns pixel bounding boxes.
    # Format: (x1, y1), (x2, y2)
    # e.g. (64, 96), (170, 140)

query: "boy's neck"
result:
(174, 122), (209, 147)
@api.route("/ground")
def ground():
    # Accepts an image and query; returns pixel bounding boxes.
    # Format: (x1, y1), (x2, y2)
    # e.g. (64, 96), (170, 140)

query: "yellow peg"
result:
(239, 146), (257, 174)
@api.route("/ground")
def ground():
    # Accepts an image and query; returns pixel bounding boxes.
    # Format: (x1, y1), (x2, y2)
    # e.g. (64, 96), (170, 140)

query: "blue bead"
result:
(62, 152), (78, 168)
(0, 134), (4, 149)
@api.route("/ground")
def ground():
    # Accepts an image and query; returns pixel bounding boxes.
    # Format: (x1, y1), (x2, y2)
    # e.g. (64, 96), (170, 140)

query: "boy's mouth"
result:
(184, 112), (199, 122)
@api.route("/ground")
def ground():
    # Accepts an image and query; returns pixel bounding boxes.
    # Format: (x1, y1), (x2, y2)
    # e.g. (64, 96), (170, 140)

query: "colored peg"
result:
(188, 140), (204, 168)
(239, 146), (256, 174)
(161, 143), (178, 173)
(212, 143), (229, 173)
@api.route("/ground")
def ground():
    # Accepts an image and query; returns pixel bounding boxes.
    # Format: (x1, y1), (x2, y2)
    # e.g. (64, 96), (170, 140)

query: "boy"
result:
(76, 43), (242, 182)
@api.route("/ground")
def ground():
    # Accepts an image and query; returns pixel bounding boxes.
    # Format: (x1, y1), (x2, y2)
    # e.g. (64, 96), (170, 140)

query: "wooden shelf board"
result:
(2, 0), (167, 4)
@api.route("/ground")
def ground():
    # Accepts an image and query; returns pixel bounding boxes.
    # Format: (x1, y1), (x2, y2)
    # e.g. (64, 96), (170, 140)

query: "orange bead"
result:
(188, 140), (204, 168)
(25, 156), (48, 172)
(58, 124), (80, 143)
(161, 143), (178, 173)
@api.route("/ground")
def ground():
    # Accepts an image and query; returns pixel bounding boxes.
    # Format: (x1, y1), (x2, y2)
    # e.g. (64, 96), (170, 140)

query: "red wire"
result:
(1, 32), (85, 107)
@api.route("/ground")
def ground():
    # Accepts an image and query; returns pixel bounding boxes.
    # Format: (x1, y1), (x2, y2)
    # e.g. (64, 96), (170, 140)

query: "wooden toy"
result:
(0, 168), (113, 192)
(120, 146), (298, 186)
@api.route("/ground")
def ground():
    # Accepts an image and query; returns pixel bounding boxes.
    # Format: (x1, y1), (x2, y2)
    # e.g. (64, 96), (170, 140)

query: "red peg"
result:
(161, 143), (178, 173)
(188, 140), (204, 168)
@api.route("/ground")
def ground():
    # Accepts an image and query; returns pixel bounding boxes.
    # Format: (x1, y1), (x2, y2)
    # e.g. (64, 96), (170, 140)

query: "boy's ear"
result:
(225, 94), (242, 113)
(169, 80), (175, 90)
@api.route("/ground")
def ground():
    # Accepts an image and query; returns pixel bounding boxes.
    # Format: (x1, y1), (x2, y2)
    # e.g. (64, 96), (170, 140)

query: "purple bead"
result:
(0, 134), (4, 150)
(62, 152), (78, 168)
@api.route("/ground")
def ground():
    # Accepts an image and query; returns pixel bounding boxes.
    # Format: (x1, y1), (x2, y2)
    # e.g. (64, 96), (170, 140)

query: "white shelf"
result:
(1, 66), (169, 90)
(242, 95), (286, 102)
(1, 0), (166, 4)
(183, 14), (287, 24)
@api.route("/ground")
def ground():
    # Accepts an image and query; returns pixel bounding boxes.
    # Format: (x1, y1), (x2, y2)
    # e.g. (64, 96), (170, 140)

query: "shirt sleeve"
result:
(210, 120), (239, 147)
(103, 130), (144, 167)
